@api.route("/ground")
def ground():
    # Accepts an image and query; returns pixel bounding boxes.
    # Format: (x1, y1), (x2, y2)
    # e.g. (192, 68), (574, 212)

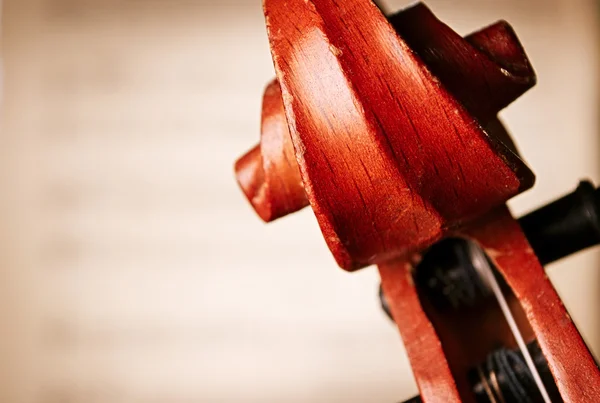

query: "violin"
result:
(234, 1), (600, 401)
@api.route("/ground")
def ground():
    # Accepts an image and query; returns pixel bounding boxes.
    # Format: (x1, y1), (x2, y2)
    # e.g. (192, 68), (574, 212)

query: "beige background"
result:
(1, 0), (599, 402)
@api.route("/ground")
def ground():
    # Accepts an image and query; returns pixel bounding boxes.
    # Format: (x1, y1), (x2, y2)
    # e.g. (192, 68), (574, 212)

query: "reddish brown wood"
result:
(463, 208), (600, 401)
(235, 5), (535, 222)
(264, 0), (532, 271)
(235, 80), (308, 221)
(390, 4), (535, 125)
(235, 1), (600, 401)
(380, 208), (600, 402)
(383, 255), (536, 402)
(379, 259), (462, 402)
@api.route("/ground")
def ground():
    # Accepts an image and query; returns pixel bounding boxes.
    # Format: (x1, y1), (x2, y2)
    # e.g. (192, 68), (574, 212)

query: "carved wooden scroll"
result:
(235, 1), (600, 401)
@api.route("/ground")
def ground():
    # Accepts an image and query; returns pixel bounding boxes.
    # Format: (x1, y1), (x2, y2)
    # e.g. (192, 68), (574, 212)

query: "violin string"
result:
(468, 243), (552, 403)
(476, 366), (498, 403)
(488, 368), (506, 403)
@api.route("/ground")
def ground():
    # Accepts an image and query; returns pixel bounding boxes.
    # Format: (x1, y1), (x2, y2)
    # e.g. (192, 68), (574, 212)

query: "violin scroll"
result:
(234, 1), (600, 401)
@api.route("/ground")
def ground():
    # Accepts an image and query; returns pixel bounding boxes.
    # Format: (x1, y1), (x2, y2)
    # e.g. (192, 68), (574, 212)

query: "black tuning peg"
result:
(519, 180), (600, 265)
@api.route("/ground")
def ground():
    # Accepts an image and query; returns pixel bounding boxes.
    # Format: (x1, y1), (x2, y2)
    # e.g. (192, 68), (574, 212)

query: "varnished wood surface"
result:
(263, 0), (533, 271)
(464, 207), (600, 401)
(381, 207), (600, 402)
(235, 4), (535, 223)
(235, 80), (308, 222)
(379, 259), (463, 402)
(246, 0), (600, 401)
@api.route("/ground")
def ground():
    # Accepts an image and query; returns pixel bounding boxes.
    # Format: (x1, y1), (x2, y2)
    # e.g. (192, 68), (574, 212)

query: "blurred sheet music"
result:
(1, 1), (598, 403)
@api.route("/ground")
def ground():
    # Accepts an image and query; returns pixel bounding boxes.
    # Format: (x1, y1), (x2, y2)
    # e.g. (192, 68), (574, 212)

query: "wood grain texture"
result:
(380, 208), (600, 402)
(379, 259), (462, 403)
(390, 4), (536, 125)
(236, 4), (535, 222)
(236, 0), (600, 401)
(263, 0), (532, 271)
(235, 80), (308, 222)
(463, 208), (600, 402)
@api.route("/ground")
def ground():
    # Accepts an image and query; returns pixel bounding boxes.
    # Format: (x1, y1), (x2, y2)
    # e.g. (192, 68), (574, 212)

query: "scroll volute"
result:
(234, 1), (600, 401)
(235, 80), (308, 222)
(236, 1), (535, 270)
